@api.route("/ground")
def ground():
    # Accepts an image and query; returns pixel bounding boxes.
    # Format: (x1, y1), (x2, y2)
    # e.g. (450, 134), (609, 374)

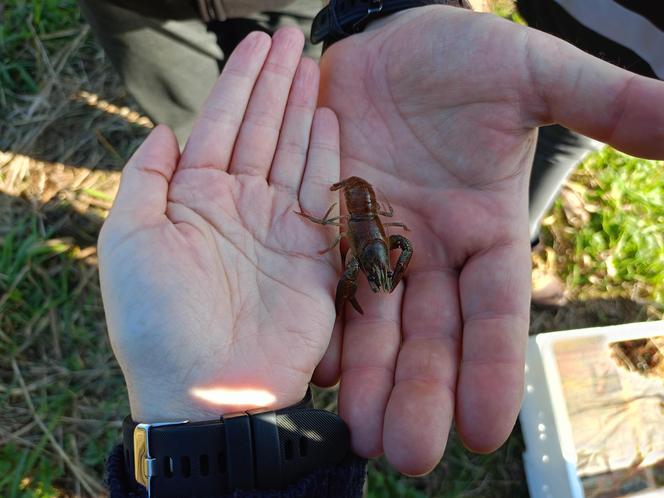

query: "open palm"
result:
(318, 6), (664, 475)
(99, 28), (341, 423)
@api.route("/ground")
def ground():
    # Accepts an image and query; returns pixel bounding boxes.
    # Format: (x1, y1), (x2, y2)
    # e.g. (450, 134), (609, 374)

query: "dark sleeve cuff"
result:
(106, 444), (367, 498)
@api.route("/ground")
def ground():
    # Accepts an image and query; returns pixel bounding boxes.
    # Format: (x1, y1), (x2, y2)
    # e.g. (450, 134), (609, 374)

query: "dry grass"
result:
(1, 3), (144, 495)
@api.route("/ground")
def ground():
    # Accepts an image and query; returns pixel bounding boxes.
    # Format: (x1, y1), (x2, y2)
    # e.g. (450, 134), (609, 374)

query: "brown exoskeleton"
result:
(296, 176), (413, 315)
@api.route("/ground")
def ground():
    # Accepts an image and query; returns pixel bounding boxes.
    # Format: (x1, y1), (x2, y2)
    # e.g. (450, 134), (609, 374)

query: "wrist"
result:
(126, 378), (309, 423)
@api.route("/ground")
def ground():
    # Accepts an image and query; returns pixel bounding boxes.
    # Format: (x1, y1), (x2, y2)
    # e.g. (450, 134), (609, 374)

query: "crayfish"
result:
(296, 176), (413, 315)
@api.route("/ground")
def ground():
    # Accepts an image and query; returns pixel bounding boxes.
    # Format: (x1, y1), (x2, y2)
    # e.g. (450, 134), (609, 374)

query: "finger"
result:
(303, 108), (342, 386)
(229, 27), (305, 177)
(179, 31), (271, 171)
(382, 269), (461, 476)
(338, 279), (403, 458)
(109, 124), (180, 223)
(299, 108), (340, 215)
(312, 317), (343, 387)
(455, 240), (531, 452)
(268, 58), (320, 194)
(526, 29), (664, 158)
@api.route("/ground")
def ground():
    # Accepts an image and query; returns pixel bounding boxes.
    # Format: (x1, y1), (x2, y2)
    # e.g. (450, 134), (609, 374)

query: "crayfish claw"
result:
(349, 297), (364, 315)
(389, 234), (413, 292)
(335, 255), (361, 315)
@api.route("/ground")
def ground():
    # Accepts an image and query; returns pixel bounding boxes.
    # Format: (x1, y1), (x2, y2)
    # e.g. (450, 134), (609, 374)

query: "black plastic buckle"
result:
(223, 409), (282, 491)
(220, 388), (313, 490)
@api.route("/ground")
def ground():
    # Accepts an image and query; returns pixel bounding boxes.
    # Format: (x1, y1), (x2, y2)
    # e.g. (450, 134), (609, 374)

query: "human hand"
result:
(317, 5), (664, 475)
(98, 28), (342, 423)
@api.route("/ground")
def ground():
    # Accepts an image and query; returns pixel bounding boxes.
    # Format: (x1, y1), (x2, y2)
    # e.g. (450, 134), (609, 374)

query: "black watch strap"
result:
(122, 389), (350, 497)
(311, 0), (470, 46)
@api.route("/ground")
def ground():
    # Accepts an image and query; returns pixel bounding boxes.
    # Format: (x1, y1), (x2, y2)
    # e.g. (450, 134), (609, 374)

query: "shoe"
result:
(531, 269), (567, 306)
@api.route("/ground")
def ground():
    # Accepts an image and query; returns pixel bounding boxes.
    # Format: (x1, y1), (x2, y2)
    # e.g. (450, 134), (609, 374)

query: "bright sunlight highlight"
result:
(190, 387), (277, 408)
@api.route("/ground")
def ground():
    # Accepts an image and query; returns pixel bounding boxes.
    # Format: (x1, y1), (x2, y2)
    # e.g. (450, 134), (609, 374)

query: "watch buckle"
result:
(134, 420), (189, 497)
(352, 0), (384, 32)
(367, 0), (384, 14)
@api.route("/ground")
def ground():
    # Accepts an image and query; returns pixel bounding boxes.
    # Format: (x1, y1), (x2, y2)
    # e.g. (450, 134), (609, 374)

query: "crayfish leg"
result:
(376, 188), (394, 217)
(389, 234), (413, 292)
(294, 203), (344, 226)
(319, 233), (345, 255)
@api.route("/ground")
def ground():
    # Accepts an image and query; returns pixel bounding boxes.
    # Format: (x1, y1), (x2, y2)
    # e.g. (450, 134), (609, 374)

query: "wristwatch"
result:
(122, 389), (350, 497)
(311, 0), (471, 47)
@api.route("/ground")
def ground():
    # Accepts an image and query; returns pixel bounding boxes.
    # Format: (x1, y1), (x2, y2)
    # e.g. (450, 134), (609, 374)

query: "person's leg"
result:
(529, 125), (603, 243)
(207, 0), (321, 60)
(78, 0), (223, 144)
(78, 0), (321, 144)
(529, 125), (603, 305)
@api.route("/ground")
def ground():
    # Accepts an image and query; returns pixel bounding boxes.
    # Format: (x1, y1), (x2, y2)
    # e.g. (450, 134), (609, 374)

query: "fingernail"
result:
(244, 31), (265, 49)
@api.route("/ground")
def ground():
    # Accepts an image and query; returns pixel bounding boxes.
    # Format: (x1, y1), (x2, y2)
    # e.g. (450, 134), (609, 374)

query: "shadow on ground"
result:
(0, 191), (125, 496)
(0, 191), (104, 248)
(530, 298), (661, 335)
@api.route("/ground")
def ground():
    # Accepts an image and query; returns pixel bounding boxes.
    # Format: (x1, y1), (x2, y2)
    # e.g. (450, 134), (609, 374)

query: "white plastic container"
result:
(520, 321), (664, 498)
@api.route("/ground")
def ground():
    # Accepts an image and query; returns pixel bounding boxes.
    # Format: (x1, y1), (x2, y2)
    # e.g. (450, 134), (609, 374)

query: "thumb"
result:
(109, 124), (180, 222)
(526, 29), (664, 159)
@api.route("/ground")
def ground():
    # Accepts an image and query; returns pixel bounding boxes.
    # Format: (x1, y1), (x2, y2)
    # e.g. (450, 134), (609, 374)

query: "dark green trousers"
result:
(78, 0), (321, 143)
